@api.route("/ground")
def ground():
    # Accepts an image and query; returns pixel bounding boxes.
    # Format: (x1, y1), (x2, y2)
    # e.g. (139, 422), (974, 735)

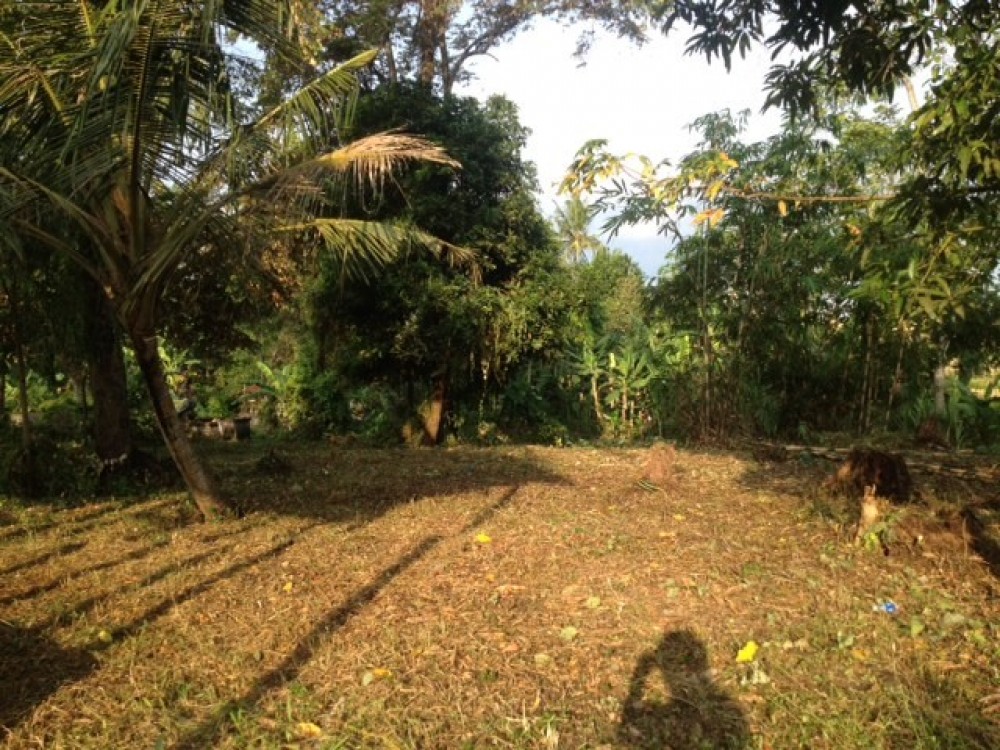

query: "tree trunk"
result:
(87, 289), (132, 467)
(590, 375), (605, 424)
(933, 363), (948, 416)
(128, 331), (231, 519)
(421, 369), (448, 445)
(14, 332), (32, 449)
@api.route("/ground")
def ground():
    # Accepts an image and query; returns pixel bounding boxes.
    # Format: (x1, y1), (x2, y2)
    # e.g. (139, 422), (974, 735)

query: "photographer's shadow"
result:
(619, 629), (750, 749)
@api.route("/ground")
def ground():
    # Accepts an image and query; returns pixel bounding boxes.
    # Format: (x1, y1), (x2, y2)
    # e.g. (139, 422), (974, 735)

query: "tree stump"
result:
(825, 448), (913, 502)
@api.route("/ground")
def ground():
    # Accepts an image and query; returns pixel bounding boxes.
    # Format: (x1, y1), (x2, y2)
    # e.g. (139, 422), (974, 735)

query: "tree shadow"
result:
(619, 630), (750, 750)
(885, 667), (1000, 748)
(0, 541), (87, 577)
(735, 448), (1000, 581)
(0, 622), (97, 731)
(107, 530), (316, 642)
(962, 507), (1000, 580)
(0, 538), (171, 607)
(44, 545), (235, 628)
(205, 443), (567, 525)
(170, 485), (523, 750)
(0, 501), (126, 543)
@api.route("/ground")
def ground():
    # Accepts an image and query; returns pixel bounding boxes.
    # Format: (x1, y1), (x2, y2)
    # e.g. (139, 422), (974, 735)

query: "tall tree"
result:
(319, 1), (653, 94)
(0, 1), (461, 518)
(554, 197), (607, 264)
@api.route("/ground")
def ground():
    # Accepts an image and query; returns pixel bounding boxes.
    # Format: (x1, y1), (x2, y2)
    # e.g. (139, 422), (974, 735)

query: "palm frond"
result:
(255, 49), (377, 140)
(276, 218), (479, 283)
(0, 166), (117, 281)
(255, 132), (459, 205)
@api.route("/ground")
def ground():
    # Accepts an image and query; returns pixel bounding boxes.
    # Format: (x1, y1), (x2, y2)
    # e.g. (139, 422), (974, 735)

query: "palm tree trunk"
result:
(14, 332), (32, 449)
(128, 331), (231, 519)
(86, 284), (132, 469)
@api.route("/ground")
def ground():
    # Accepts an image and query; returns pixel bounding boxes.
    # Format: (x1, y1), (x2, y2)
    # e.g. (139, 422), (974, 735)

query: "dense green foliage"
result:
(1, 1), (1000, 505)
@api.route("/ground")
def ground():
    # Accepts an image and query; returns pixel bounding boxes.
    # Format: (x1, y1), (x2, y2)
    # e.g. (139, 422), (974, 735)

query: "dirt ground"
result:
(1, 443), (999, 749)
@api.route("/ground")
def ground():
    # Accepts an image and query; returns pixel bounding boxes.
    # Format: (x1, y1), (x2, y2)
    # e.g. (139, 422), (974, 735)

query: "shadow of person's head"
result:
(619, 629), (750, 749)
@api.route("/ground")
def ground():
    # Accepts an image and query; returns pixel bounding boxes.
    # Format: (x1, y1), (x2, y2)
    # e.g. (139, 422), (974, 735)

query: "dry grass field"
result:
(2, 442), (999, 749)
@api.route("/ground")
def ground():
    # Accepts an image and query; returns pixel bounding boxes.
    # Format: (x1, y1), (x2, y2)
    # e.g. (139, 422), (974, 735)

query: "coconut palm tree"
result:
(0, 0), (465, 518)
(554, 196), (607, 264)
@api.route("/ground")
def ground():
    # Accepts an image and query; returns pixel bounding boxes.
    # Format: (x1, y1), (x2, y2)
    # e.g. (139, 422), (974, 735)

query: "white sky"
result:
(457, 20), (784, 276)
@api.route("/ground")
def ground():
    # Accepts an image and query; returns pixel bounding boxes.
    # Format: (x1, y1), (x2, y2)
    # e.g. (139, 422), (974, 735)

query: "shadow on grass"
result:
(0, 541), (87, 577)
(962, 508), (1000, 580)
(888, 668), (1000, 749)
(733, 451), (833, 501)
(0, 502), (124, 543)
(108, 528), (317, 641)
(0, 622), (96, 731)
(618, 630), (750, 750)
(0, 495), (182, 545)
(205, 443), (566, 526)
(23, 532), (311, 714)
(0, 539), (171, 607)
(171, 485), (523, 750)
(46, 546), (235, 628)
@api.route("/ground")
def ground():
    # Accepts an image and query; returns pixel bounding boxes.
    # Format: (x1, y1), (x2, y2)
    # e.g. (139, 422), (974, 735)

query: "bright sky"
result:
(457, 20), (784, 276)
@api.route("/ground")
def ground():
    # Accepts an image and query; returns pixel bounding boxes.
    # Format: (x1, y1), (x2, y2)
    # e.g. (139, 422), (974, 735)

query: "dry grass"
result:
(1, 443), (999, 749)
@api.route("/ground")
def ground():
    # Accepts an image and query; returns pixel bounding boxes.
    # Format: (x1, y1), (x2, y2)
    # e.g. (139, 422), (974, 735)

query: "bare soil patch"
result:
(2, 443), (999, 748)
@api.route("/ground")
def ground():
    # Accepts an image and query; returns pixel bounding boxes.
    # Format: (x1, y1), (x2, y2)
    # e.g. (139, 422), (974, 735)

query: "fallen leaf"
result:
(585, 596), (601, 609)
(560, 626), (579, 642)
(295, 721), (323, 739)
(474, 532), (492, 544)
(534, 653), (552, 667)
(282, 581), (294, 593)
(941, 612), (966, 630)
(736, 640), (759, 663)
(97, 629), (113, 644)
(362, 667), (393, 686)
(673, 514), (686, 521)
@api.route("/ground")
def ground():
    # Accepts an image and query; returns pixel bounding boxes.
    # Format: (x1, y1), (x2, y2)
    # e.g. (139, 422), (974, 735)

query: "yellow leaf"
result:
(474, 532), (492, 544)
(693, 210), (711, 226)
(282, 581), (293, 593)
(361, 667), (393, 686)
(673, 514), (686, 521)
(736, 640), (759, 663)
(851, 648), (869, 662)
(97, 629), (113, 644)
(778, 200), (788, 217)
(295, 721), (323, 739)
